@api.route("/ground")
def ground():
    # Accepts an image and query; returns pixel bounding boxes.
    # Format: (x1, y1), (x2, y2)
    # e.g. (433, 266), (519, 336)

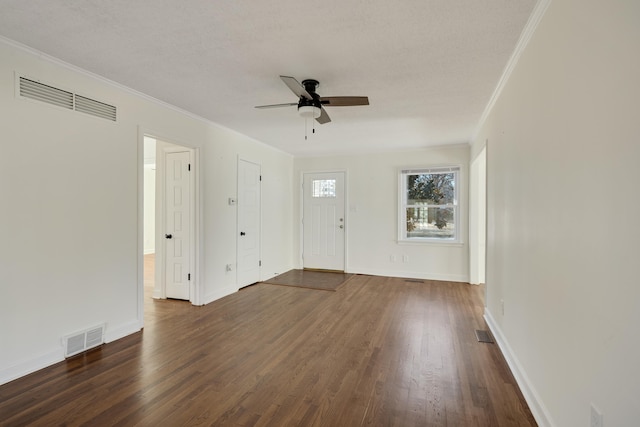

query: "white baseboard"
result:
(0, 349), (63, 386)
(261, 271), (281, 282)
(347, 267), (469, 283)
(105, 320), (142, 343)
(1, 320), (142, 386)
(484, 309), (555, 427)
(201, 285), (237, 306)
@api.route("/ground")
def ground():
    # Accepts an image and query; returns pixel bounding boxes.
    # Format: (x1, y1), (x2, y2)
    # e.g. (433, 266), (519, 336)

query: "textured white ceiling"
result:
(0, 0), (537, 156)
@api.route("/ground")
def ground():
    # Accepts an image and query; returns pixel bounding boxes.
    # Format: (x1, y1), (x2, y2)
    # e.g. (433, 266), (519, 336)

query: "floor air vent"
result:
(19, 76), (117, 121)
(475, 329), (495, 343)
(63, 324), (106, 358)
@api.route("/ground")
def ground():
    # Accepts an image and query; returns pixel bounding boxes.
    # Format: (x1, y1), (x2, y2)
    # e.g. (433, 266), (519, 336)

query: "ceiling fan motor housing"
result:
(301, 79), (320, 94)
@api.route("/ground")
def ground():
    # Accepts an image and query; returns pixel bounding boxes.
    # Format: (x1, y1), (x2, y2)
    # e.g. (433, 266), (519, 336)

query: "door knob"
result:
(240, 231), (246, 236)
(165, 234), (172, 239)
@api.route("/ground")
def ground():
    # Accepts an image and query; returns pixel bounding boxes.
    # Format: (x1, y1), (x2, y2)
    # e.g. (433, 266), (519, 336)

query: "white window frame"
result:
(398, 166), (461, 244)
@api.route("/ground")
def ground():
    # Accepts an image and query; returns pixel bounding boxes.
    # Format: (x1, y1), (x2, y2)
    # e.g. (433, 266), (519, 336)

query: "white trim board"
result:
(202, 286), (238, 307)
(0, 320), (142, 386)
(104, 320), (142, 345)
(484, 308), (555, 427)
(472, 0), (552, 142)
(347, 268), (469, 284)
(0, 349), (62, 386)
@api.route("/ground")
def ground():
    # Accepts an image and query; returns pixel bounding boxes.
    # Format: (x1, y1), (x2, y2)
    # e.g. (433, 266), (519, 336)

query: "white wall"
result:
(294, 146), (469, 282)
(0, 39), (293, 384)
(472, 0), (640, 425)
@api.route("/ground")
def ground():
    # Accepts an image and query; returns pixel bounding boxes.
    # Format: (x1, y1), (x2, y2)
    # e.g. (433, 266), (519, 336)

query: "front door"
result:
(303, 172), (345, 271)
(164, 150), (191, 300)
(237, 159), (261, 287)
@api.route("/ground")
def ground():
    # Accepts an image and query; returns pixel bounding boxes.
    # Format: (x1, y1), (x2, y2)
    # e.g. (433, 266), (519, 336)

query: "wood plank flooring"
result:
(0, 271), (536, 426)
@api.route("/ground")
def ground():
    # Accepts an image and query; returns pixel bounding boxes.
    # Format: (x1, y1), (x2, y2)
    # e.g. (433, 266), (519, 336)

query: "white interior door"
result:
(164, 150), (191, 300)
(237, 159), (261, 287)
(303, 172), (345, 271)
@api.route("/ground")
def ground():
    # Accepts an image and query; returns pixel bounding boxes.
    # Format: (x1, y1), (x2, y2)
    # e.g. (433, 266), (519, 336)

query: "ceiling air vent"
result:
(19, 76), (117, 122)
(19, 77), (74, 110)
(75, 94), (117, 121)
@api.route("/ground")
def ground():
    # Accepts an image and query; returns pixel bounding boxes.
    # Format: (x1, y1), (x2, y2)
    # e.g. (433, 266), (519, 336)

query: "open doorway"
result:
(143, 136), (157, 300)
(141, 134), (198, 306)
(470, 145), (487, 285)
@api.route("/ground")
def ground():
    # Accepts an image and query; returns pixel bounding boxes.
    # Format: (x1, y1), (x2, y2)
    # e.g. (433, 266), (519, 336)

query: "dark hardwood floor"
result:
(0, 263), (536, 426)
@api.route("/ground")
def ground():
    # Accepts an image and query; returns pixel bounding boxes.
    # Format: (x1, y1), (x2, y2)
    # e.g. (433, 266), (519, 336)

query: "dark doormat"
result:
(263, 269), (353, 292)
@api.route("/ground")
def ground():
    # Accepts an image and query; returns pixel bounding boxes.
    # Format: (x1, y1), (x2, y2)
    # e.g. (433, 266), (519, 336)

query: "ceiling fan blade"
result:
(254, 102), (298, 109)
(280, 76), (312, 100)
(316, 107), (331, 124)
(320, 96), (369, 107)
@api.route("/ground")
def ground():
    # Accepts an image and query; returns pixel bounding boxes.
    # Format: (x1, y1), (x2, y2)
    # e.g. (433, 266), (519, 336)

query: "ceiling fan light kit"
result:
(298, 105), (321, 119)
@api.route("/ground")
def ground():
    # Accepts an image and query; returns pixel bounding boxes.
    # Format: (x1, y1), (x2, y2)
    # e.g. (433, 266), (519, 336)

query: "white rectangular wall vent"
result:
(19, 76), (117, 121)
(63, 324), (106, 358)
(66, 333), (86, 357)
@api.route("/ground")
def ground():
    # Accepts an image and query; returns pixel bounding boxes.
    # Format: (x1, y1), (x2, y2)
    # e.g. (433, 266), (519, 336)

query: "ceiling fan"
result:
(255, 76), (369, 124)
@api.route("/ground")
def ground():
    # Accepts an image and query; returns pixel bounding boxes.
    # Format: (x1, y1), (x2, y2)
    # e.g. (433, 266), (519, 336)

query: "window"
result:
(399, 166), (460, 242)
(312, 179), (336, 198)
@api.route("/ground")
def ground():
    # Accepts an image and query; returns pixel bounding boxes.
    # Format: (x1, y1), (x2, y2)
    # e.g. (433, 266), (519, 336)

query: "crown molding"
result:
(471, 0), (552, 143)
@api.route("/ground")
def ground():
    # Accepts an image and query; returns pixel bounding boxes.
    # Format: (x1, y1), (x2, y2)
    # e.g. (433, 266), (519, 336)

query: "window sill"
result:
(397, 239), (464, 247)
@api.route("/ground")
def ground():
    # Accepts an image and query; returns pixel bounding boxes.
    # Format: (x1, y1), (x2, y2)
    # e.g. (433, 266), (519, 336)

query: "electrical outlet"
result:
(390, 255), (396, 263)
(590, 404), (603, 427)
(402, 255), (409, 263)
